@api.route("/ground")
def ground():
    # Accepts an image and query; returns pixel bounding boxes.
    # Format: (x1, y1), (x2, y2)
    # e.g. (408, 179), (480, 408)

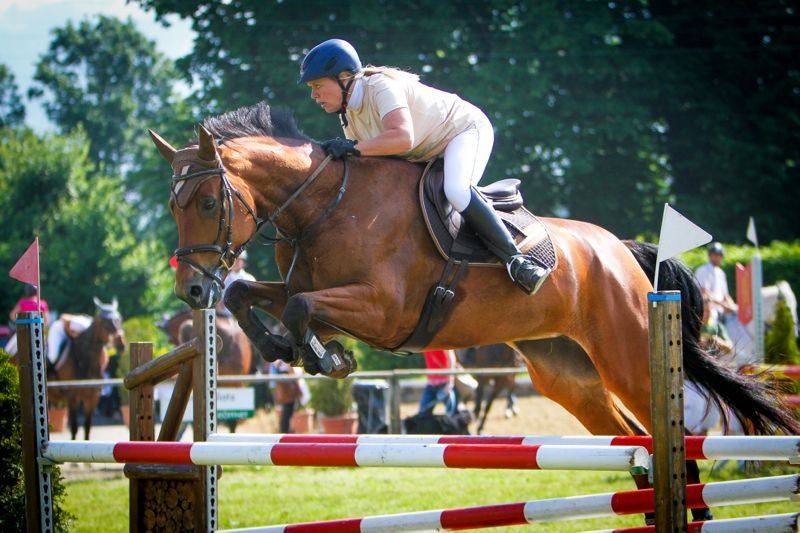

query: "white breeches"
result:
(442, 118), (495, 212)
(47, 315), (92, 363)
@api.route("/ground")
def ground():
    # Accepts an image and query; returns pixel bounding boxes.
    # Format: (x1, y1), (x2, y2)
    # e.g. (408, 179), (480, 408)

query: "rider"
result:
(299, 38), (551, 295)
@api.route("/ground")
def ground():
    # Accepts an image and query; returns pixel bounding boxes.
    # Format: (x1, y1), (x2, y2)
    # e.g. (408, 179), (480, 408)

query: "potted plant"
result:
(309, 377), (357, 434)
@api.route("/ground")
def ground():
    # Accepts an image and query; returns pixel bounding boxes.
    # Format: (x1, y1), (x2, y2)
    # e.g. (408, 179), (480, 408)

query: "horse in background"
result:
(158, 308), (254, 432)
(49, 297), (125, 440)
(457, 344), (520, 434)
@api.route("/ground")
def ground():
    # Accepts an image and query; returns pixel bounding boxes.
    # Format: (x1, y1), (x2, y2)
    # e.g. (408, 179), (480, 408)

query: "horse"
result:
(49, 297), (125, 440)
(148, 102), (799, 522)
(158, 307), (255, 432)
(457, 344), (520, 434)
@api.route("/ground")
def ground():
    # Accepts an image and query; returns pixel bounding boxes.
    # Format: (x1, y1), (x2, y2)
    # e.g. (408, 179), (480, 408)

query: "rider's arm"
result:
(352, 107), (414, 156)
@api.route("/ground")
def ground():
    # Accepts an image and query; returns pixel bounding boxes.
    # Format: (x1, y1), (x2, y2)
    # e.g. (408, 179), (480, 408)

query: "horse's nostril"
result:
(189, 285), (203, 298)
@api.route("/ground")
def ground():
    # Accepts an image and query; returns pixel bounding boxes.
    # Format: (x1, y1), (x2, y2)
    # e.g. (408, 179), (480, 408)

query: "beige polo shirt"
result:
(342, 73), (488, 162)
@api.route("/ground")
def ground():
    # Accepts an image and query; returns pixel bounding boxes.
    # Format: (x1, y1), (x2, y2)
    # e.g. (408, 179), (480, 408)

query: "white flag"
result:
(746, 216), (758, 248)
(654, 204), (712, 291)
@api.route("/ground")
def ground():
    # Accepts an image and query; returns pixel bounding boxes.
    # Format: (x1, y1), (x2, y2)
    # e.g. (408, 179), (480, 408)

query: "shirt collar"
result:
(348, 78), (364, 111)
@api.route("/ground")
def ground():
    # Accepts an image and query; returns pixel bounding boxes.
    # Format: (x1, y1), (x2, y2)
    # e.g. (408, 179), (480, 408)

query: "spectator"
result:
(418, 349), (458, 416)
(9, 284), (50, 326)
(694, 242), (737, 326)
(218, 250), (256, 317)
(270, 360), (309, 433)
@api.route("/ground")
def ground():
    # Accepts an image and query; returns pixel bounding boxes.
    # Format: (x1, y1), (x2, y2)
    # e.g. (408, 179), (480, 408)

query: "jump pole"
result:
(648, 290), (687, 532)
(218, 475), (799, 533)
(208, 433), (800, 462)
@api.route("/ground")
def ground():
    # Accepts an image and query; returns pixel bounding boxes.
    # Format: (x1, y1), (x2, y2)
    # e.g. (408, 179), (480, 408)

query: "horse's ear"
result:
(148, 129), (177, 165)
(197, 124), (217, 162)
(92, 296), (102, 308)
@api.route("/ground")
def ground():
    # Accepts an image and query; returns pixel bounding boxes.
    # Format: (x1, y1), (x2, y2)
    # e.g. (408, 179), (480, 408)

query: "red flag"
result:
(9, 238), (40, 287)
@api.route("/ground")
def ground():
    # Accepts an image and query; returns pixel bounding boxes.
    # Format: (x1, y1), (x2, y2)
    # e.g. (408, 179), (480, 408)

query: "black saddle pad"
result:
(419, 161), (557, 270)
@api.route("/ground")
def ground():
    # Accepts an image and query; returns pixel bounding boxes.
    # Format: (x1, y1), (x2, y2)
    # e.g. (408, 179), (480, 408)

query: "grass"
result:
(62, 461), (798, 532)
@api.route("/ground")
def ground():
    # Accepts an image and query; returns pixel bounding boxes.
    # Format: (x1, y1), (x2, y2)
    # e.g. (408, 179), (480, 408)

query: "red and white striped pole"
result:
(208, 433), (800, 462)
(42, 441), (649, 472)
(219, 475), (798, 532)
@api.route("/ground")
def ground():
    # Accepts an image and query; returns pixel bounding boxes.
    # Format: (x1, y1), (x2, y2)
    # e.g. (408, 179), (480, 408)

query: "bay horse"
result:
(49, 297), (125, 440)
(149, 102), (798, 521)
(158, 307), (254, 432)
(457, 344), (520, 434)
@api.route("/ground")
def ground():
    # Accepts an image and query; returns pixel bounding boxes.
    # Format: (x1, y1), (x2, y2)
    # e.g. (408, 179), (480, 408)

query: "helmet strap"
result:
(336, 78), (354, 128)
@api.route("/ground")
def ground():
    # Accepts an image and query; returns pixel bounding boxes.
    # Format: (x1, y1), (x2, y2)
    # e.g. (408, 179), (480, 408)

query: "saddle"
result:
(419, 159), (556, 267)
(393, 160), (557, 353)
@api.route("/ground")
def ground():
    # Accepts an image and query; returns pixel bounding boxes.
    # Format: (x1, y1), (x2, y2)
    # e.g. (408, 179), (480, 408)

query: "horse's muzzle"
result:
(175, 272), (223, 309)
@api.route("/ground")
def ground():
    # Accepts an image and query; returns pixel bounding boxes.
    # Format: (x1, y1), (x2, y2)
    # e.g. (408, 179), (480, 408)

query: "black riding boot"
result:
(460, 189), (550, 295)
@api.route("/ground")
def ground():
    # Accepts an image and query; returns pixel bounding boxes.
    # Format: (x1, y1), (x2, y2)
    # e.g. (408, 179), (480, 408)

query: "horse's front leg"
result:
(281, 284), (385, 378)
(224, 280), (294, 362)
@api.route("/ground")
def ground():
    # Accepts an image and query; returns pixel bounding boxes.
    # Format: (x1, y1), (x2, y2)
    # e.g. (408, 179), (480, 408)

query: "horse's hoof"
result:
(298, 335), (357, 378)
(504, 408), (513, 419)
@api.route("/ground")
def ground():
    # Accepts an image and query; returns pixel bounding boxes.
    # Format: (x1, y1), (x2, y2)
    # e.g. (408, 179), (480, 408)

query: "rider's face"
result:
(307, 77), (342, 114)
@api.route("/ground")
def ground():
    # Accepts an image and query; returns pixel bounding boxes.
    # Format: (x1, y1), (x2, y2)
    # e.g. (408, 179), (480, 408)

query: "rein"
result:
(172, 150), (349, 291)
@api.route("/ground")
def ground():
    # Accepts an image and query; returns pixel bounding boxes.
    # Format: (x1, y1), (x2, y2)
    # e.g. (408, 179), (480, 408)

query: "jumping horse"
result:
(149, 102), (798, 522)
(457, 344), (520, 434)
(49, 297), (125, 440)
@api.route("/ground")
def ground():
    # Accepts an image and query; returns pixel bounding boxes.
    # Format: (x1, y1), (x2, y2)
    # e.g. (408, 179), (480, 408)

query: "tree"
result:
(0, 64), (25, 128)
(136, 0), (799, 241)
(0, 128), (175, 317)
(28, 15), (197, 244)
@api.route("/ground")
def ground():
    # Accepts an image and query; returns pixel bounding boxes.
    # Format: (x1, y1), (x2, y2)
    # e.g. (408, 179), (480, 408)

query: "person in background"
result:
(270, 359), (309, 433)
(299, 38), (550, 295)
(418, 349), (458, 416)
(9, 284), (50, 326)
(694, 242), (737, 327)
(218, 250), (256, 317)
(4, 284), (50, 357)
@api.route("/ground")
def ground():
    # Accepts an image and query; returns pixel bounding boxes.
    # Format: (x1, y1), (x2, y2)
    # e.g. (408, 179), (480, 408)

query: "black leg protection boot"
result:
(460, 189), (550, 295)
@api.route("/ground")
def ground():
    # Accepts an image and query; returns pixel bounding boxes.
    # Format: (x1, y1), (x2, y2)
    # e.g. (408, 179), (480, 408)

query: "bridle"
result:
(171, 146), (349, 291)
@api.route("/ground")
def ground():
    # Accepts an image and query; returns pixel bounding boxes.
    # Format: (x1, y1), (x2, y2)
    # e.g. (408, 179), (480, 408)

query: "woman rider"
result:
(299, 38), (550, 295)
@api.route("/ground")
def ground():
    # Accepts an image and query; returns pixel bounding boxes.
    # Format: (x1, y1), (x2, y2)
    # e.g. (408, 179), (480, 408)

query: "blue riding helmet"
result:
(299, 39), (362, 83)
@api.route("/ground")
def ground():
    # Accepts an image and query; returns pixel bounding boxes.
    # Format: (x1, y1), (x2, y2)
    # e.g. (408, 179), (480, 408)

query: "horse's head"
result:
(149, 126), (259, 308)
(93, 296), (125, 353)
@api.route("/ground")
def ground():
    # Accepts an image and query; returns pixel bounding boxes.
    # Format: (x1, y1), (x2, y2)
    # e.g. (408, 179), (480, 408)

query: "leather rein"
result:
(171, 150), (348, 291)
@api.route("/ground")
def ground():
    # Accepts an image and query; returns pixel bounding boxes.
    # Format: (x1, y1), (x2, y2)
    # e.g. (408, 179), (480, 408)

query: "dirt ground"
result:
(235, 394), (592, 437)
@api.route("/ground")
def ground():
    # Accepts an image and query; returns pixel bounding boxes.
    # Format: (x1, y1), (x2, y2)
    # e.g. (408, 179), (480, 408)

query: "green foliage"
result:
(0, 128), (175, 317)
(765, 298), (800, 365)
(0, 350), (72, 531)
(308, 377), (354, 417)
(28, 14), (198, 244)
(0, 64), (25, 127)
(681, 240), (800, 297)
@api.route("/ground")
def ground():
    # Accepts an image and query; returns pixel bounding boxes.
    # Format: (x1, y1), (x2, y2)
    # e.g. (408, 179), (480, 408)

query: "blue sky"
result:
(0, 0), (195, 132)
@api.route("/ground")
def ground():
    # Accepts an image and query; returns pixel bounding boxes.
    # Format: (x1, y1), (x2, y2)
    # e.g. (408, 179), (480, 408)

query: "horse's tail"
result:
(623, 239), (800, 435)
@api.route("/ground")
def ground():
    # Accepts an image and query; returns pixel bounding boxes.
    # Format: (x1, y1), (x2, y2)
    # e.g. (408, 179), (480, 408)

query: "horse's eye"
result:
(199, 196), (217, 215)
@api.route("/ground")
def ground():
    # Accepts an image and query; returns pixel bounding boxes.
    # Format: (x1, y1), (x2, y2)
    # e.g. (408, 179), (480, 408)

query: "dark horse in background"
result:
(457, 344), (520, 434)
(149, 102), (799, 522)
(158, 308), (254, 432)
(49, 297), (125, 440)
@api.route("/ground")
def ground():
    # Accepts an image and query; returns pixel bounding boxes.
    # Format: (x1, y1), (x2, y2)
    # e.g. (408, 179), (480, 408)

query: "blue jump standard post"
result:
(648, 291), (687, 532)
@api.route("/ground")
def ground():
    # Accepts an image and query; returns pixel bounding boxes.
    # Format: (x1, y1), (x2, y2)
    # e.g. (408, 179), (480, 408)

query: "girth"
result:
(391, 159), (557, 353)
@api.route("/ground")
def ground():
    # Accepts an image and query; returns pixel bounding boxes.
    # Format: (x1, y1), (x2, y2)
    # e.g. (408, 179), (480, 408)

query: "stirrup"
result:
(506, 255), (550, 295)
